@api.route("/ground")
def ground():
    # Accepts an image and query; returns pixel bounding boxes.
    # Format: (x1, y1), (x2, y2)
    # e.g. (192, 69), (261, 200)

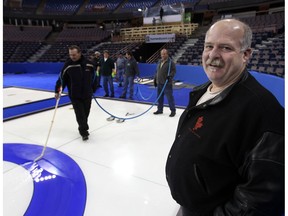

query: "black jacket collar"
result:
(192, 69), (249, 107)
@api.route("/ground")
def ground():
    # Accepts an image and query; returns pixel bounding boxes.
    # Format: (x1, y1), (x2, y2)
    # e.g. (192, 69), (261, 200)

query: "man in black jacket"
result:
(119, 51), (139, 100)
(93, 51), (102, 88)
(99, 50), (115, 97)
(166, 19), (284, 215)
(55, 45), (97, 141)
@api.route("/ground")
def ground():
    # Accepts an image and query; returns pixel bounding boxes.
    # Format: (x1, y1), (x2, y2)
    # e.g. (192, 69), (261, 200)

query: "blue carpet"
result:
(4, 73), (65, 92)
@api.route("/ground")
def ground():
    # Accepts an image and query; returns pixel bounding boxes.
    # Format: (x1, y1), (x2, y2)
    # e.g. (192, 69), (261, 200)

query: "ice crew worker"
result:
(119, 51), (139, 100)
(153, 49), (176, 117)
(93, 51), (102, 88)
(99, 50), (115, 97)
(55, 45), (97, 141)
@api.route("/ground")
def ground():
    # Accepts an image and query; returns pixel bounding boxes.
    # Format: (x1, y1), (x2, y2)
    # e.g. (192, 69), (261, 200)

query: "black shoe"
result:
(119, 95), (126, 99)
(82, 135), (89, 141)
(169, 112), (176, 117)
(153, 111), (163, 115)
(110, 94), (114, 98)
(104, 94), (109, 97)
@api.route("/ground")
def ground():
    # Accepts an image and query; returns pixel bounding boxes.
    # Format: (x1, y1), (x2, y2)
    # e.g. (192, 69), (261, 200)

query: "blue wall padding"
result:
(4, 63), (64, 74)
(138, 63), (157, 77)
(250, 71), (285, 107)
(4, 63), (284, 107)
(138, 63), (209, 85)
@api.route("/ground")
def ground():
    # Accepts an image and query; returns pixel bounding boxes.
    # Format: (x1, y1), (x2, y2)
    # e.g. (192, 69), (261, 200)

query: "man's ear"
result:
(243, 48), (252, 63)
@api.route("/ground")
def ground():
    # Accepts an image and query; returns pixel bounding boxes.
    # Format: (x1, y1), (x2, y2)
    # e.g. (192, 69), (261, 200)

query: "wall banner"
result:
(145, 33), (175, 43)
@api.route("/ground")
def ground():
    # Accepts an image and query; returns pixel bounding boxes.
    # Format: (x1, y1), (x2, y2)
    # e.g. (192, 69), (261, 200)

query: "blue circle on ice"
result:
(3, 143), (87, 216)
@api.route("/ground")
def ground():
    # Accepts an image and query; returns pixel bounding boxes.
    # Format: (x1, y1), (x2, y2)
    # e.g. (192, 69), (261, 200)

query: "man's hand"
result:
(55, 93), (61, 100)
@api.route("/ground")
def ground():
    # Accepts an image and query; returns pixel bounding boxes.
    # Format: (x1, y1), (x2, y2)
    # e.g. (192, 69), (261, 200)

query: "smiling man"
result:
(165, 19), (284, 216)
(202, 19), (251, 92)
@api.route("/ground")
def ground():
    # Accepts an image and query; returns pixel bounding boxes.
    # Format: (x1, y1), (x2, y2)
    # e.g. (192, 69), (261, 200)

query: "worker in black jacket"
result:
(119, 51), (139, 100)
(55, 45), (97, 141)
(166, 19), (284, 216)
(92, 51), (102, 88)
(99, 50), (115, 97)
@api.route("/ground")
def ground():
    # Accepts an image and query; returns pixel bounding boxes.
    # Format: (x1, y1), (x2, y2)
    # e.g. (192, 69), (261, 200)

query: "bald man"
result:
(165, 19), (284, 216)
(153, 49), (176, 117)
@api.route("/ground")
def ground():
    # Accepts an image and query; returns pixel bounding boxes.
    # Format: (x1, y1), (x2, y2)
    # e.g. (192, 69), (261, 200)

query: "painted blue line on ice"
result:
(3, 143), (87, 216)
(3, 96), (71, 121)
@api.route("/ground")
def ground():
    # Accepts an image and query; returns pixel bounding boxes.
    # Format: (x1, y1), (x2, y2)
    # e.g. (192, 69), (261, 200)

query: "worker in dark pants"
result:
(160, 7), (164, 20)
(99, 50), (115, 97)
(153, 49), (176, 117)
(55, 45), (97, 141)
(93, 51), (102, 88)
(119, 51), (139, 100)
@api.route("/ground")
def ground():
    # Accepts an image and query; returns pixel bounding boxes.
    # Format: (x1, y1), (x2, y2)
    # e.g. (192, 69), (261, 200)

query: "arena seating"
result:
(85, 0), (121, 13)
(3, 25), (52, 63)
(239, 13), (284, 77)
(176, 28), (284, 77)
(3, 2), (284, 77)
(240, 12), (284, 33)
(56, 27), (110, 42)
(38, 41), (99, 62)
(7, 42), (43, 63)
(3, 42), (20, 63)
(92, 42), (143, 61)
(3, 25), (52, 42)
(121, 0), (158, 10)
(248, 33), (284, 77)
(43, 0), (83, 15)
(3, 22), (284, 77)
(22, 0), (41, 8)
(176, 35), (204, 66)
(175, 12), (284, 77)
(159, 0), (196, 6)
(199, 0), (233, 4)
